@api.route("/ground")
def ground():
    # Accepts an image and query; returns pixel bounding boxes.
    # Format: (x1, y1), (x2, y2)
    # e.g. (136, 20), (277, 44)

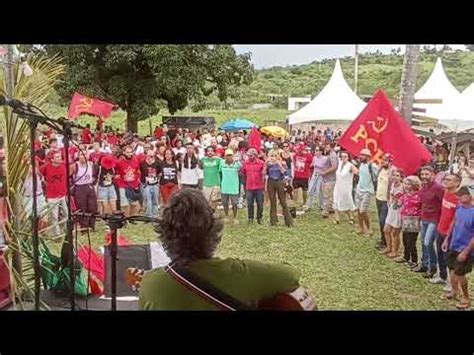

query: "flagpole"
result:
(354, 45), (359, 94)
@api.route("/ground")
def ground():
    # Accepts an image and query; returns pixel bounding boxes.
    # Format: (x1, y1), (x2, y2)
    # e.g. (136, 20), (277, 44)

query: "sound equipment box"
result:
(103, 244), (152, 297)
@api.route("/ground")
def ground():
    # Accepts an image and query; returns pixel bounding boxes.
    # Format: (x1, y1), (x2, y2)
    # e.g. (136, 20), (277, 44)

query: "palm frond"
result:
(1, 52), (65, 305)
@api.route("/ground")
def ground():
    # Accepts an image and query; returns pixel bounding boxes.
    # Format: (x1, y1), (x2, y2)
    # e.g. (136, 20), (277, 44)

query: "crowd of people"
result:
(16, 121), (474, 310)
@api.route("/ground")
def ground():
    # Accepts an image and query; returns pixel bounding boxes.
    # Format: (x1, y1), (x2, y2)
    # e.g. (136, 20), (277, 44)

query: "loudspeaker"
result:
(103, 245), (151, 297)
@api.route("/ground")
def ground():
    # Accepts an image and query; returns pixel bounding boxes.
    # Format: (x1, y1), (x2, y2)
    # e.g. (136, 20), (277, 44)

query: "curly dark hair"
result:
(156, 188), (224, 266)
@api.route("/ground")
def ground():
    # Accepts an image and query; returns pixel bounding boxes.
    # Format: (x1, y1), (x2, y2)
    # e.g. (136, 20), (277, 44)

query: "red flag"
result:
(67, 92), (116, 120)
(248, 127), (262, 152)
(339, 90), (432, 175)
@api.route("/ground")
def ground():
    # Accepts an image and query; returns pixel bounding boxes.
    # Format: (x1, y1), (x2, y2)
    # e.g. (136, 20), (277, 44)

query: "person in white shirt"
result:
(180, 142), (201, 188)
(172, 139), (186, 157)
(201, 130), (212, 148)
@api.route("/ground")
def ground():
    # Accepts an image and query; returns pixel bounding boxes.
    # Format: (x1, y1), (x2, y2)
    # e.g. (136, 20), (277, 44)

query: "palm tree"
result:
(399, 45), (420, 125)
(1, 52), (65, 309)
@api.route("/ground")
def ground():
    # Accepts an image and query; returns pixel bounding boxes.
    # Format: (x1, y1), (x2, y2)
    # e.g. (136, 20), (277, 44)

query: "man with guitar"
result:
(133, 188), (316, 310)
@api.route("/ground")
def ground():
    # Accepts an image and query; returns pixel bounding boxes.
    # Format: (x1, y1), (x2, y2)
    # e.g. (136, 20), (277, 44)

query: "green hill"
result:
(6, 49), (474, 135)
(236, 50), (474, 106)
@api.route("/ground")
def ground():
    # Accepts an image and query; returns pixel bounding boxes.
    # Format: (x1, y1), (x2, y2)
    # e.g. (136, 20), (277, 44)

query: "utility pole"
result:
(354, 44), (359, 94)
(399, 45), (420, 126)
(4, 45), (15, 98)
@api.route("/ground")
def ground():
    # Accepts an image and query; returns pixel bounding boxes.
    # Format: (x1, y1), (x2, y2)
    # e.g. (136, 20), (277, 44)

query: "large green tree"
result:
(44, 45), (253, 132)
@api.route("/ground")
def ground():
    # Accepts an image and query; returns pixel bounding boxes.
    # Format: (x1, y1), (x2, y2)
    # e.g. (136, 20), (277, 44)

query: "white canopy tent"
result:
(460, 83), (474, 120)
(288, 60), (366, 125)
(414, 58), (474, 131)
(414, 58), (460, 120)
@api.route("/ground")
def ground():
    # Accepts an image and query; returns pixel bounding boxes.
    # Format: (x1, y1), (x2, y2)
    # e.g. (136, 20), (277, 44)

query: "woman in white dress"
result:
(333, 151), (358, 224)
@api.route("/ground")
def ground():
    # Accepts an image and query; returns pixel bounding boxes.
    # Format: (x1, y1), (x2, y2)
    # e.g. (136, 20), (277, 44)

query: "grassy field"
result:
(59, 204), (472, 311)
(42, 104), (288, 137)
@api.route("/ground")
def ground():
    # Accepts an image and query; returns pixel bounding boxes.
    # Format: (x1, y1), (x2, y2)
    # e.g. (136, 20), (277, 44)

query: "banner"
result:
(67, 92), (116, 119)
(339, 90), (432, 174)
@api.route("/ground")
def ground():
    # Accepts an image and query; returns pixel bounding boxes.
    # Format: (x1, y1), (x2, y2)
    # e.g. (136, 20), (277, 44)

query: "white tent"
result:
(453, 83), (474, 130)
(460, 83), (474, 119)
(414, 57), (462, 122)
(288, 60), (366, 125)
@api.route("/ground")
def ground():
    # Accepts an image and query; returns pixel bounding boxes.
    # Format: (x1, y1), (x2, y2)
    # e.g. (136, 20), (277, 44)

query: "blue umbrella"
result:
(220, 118), (257, 132)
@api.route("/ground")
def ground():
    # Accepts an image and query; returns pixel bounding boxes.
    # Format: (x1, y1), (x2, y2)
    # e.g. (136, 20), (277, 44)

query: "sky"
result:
(233, 45), (467, 69)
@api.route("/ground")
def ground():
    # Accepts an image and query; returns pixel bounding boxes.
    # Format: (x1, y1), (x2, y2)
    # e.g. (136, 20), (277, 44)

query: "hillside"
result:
(5, 49), (474, 135)
(236, 50), (474, 106)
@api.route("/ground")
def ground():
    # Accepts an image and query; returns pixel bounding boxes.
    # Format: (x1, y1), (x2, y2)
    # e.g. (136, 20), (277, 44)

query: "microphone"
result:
(0, 95), (26, 109)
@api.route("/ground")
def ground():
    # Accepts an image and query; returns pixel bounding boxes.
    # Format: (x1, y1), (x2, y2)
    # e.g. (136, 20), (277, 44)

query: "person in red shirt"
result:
(154, 125), (164, 140)
(81, 124), (93, 144)
(431, 173), (462, 287)
(107, 132), (119, 146)
(45, 138), (60, 163)
(61, 145), (79, 163)
(240, 148), (265, 224)
(413, 166), (445, 279)
(115, 145), (142, 217)
(39, 151), (68, 237)
(89, 142), (104, 165)
(292, 145), (313, 209)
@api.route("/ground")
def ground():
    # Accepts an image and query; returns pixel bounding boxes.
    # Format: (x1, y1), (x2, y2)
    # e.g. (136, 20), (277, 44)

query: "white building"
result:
(287, 96), (312, 111)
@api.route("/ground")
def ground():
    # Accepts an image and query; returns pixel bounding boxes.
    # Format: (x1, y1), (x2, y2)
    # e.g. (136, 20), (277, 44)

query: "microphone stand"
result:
(12, 104), (83, 311)
(72, 212), (159, 310)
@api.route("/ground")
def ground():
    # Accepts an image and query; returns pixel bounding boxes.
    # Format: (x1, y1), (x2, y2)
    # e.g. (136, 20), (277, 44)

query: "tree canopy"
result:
(44, 45), (253, 132)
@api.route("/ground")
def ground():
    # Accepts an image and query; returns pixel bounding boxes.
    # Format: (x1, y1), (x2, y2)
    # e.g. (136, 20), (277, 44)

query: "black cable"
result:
(85, 227), (92, 311)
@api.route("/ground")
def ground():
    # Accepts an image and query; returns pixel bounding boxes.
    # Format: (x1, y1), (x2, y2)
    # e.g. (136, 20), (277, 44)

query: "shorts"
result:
(385, 205), (401, 228)
(97, 185), (117, 202)
(447, 250), (472, 276)
(293, 178), (309, 190)
(221, 194), (238, 207)
(355, 190), (373, 213)
(23, 194), (48, 218)
(119, 187), (140, 207)
(203, 186), (221, 203)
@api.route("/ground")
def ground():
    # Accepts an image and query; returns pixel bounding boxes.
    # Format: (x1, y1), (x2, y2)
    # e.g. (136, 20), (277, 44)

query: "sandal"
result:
(440, 293), (458, 301)
(455, 300), (471, 310)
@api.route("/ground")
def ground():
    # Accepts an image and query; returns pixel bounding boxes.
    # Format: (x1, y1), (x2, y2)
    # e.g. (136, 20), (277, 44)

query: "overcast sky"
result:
(233, 45), (467, 69)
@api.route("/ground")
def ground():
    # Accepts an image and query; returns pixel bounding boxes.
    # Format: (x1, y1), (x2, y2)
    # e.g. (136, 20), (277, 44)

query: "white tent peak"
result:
(288, 59), (366, 125)
(415, 57), (460, 100)
(414, 57), (463, 122)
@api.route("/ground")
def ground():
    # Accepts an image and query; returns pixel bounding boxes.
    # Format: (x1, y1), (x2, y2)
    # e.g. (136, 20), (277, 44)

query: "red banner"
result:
(67, 92), (116, 119)
(339, 90), (432, 175)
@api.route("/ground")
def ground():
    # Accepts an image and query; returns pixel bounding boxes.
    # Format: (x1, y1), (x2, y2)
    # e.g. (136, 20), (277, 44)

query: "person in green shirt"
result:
(200, 146), (222, 209)
(219, 149), (241, 223)
(139, 188), (303, 310)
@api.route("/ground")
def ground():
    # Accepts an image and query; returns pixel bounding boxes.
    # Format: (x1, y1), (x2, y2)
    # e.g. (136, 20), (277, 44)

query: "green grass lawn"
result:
(43, 104), (288, 137)
(65, 205), (472, 311)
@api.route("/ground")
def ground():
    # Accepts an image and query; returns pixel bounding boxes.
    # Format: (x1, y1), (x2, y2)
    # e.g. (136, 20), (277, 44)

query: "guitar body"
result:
(258, 287), (317, 311)
(125, 268), (316, 311)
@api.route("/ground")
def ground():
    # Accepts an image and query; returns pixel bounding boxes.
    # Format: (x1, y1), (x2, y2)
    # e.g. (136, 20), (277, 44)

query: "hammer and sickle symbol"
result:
(367, 116), (388, 134)
(75, 97), (94, 114)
